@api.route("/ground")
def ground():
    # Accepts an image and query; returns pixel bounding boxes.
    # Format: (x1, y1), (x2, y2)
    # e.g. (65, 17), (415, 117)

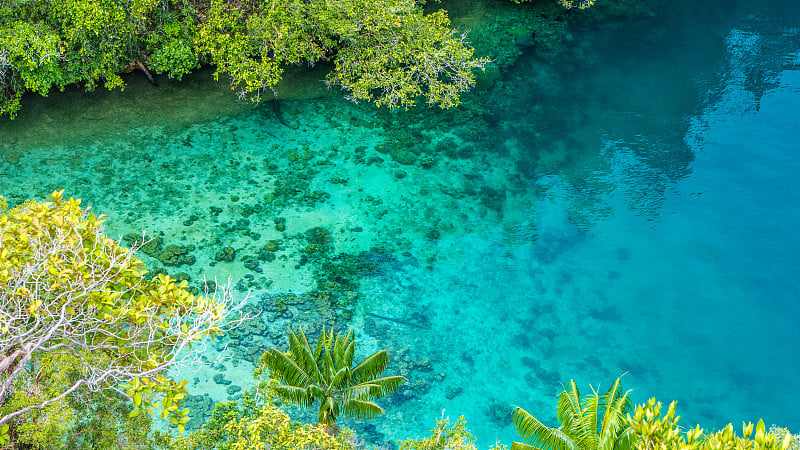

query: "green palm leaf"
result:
(312, 327), (328, 368)
(288, 328), (322, 381)
(511, 443), (546, 450)
(261, 348), (311, 387)
(339, 398), (384, 421)
(557, 380), (582, 435)
(611, 428), (636, 450)
(333, 329), (352, 370)
(323, 336), (336, 383)
(364, 375), (405, 397)
(512, 378), (634, 450)
(579, 390), (601, 449)
(337, 383), (372, 401)
(272, 385), (313, 408)
(329, 366), (350, 391)
(350, 349), (390, 384)
(260, 326), (403, 434)
(308, 384), (327, 401)
(512, 406), (577, 450)
(343, 340), (355, 368)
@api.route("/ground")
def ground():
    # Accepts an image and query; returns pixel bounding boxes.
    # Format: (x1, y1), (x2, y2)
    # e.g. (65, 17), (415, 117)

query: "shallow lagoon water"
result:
(2, 0), (800, 447)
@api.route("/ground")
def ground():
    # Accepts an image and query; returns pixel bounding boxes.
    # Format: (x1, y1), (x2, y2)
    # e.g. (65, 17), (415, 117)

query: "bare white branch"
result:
(0, 214), (256, 426)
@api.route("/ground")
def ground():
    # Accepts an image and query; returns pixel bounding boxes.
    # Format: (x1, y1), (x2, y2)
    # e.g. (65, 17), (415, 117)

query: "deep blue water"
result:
(1, 0), (799, 447)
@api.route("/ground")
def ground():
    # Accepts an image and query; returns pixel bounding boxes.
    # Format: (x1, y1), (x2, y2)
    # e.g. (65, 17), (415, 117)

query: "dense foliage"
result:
(0, 0), (493, 118)
(0, 191), (238, 447)
(628, 399), (792, 450)
(399, 414), (489, 450)
(512, 379), (795, 450)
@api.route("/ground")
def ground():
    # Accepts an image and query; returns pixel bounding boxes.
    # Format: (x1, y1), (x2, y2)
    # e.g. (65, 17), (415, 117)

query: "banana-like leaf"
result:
(512, 407), (577, 450)
(350, 349), (389, 384)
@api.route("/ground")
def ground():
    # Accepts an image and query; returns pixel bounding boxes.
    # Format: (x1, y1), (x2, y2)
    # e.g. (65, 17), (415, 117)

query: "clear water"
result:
(1, 0), (799, 447)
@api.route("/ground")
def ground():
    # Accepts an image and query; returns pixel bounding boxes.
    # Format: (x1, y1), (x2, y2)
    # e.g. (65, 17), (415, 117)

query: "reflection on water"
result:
(1, 0), (799, 447)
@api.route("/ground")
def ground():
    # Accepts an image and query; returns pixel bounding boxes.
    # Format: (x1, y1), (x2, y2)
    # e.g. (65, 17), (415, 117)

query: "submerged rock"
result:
(214, 246), (236, 262)
(123, 234), (163, 257)
(158, 244), (196, 267)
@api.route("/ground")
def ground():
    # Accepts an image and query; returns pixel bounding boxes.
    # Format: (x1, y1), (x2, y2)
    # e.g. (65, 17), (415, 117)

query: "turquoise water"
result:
(2, 0), (800, 447)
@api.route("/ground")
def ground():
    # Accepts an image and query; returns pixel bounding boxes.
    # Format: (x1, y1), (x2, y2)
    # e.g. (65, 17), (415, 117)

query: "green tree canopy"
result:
(0, 191), (244, 445)
(0, 0), (493, 117)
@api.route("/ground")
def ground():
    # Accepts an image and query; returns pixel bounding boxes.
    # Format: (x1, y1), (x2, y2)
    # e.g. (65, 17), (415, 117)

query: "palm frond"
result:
(343, 340), (355, 368)
(319, 395), (339, 426)
(350, 349), (389, 384)
(273, 385), (313, 408)
(557, 380), (582, 435)
(288, 328), (324, 383)
(290, 327), (312, 355)
(333, 329), (352, 370)
(312, 326), (329, 367)
(323, 335), (336, 384)
(578, 390), (601, 449)
(261, 348), (312, 388)
(337, 384), (372, 401)
(611, 427), (637, 450)
(339, 398), (384, 421)
(513, 406), (577, 450)
(599, 378), (628, 436)
(598, 378), (633, 450)
(511, 443), (545, 450)
(308, 384), (327, 401)
(363, 375), (405, 398)
(330, 366), (350, 391)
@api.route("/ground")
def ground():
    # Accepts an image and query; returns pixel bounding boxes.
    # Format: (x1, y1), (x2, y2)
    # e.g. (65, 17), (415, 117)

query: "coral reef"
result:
(214, 246), (236, 262)
(158, 244), (196, 267)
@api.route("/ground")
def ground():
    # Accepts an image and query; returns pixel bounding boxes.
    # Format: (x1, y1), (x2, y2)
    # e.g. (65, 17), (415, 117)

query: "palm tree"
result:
(511, 378), (635, 450)
(259, 326), (405, 434)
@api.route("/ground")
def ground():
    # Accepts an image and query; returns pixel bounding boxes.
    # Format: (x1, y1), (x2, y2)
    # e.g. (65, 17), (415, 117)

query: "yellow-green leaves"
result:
(1, 193), (225, 434)
(399, 415), (478, 450)
(628, 399), (791, 450)
(0, 424), (9, 446)
(222, 404), (354, 450)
